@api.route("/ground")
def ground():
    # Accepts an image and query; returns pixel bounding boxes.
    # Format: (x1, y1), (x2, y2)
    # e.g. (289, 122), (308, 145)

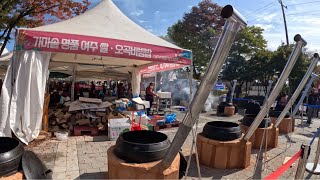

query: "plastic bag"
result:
(137, 110), (145, 116)
(165, 113), (176, 124)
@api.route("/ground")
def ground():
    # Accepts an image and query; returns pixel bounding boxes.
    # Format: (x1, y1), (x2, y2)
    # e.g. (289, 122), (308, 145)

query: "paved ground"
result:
(27, 111), (320, 179)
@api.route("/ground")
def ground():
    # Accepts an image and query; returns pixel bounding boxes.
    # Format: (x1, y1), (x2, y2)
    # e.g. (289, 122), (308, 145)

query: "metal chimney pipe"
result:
(274, 53), (319, 127)
(230, 79), (237, 104)
(243, 34), (307, 141)
(161, 5), (247, 168)
(292, 73), (319, 116)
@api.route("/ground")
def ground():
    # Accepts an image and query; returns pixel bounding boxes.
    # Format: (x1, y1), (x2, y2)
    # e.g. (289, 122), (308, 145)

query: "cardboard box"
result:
(135, 101), (150, 110)
(108, 117), (130, 140)
(157, 92), (171, 98)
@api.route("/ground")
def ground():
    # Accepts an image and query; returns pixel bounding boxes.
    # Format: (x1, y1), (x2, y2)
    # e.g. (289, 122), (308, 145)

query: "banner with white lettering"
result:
(16, 29), (192, 65)
(140, 63), (186, 73)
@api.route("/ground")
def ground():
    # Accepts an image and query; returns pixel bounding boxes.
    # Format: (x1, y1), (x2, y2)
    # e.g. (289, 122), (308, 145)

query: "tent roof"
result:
(31, 0), (181, 50)
(19, 0), (191, 74)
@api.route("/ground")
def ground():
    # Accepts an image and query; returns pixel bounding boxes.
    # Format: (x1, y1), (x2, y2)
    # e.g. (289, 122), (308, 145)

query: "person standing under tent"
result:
(117, 82), (125, 99)
(307, 88), (320, 124)
(89, 81), (95, 98)
(145, 82), (158, 116)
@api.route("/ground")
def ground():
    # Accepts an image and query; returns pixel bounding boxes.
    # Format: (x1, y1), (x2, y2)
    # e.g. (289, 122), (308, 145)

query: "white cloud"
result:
(147, 28), (154, 33)
(154, 11), (160, 15)
(138, 20), (146, 23)
(130, 10), (144, 16)
(255, 24), (274, 32)
(261, 13), (278, 23)
(248, 5), (320, 51)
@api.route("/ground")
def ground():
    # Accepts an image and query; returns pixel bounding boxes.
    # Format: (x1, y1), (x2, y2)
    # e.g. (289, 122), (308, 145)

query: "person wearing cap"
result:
(307, 88), (320, 124)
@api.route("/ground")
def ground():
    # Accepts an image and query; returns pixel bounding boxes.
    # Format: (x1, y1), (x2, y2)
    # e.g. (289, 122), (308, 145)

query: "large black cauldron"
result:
(203, 121), (242, 141)
(114, 130), (170, 163)
(241, 114), (271, 128)
(269, 110), (290, 118)
(0, 137), (25, 176)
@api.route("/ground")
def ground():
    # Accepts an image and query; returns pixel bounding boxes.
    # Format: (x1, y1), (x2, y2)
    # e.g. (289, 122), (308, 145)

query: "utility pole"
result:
(279, 0), (289, 46)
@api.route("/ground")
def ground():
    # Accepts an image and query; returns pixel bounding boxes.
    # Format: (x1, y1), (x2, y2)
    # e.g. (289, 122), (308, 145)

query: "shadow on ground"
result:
(183, 155), (241, 179)
(93, 136), (109, 142)
(78, 172), (108, 179)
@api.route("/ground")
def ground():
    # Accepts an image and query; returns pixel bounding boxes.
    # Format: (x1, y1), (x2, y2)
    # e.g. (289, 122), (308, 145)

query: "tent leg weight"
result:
(240, 124), (278, 149)
(196, 133), (251, 169)
(107, 146), (180, 179)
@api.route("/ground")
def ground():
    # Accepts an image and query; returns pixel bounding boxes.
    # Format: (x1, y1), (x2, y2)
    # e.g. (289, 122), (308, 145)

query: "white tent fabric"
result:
(0, 58), (13, 137)
(18, 0), (191, 96)
(0, 48), (12, 77)
(132, 68), (141, 97)
(0, 51), (50, 144)
(0, 0), (191, 143)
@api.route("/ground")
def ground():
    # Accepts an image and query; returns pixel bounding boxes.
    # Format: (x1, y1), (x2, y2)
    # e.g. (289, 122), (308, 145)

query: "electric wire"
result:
(244, 1), (278, 17)
(287, 0), (320, 6)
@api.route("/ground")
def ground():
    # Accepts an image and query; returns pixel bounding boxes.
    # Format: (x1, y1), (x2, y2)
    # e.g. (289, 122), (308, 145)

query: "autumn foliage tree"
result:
(0, 0), (90, 55)
(167, 0), (224, 79)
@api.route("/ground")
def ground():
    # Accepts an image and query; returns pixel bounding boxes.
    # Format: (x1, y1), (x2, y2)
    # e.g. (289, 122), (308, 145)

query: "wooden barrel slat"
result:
(107, 146), (180, 179)
(271, 117), (295, 134)
(224, 106), (235, 117)
(197, 133), (251, 169)
(240, 124), (278, 149)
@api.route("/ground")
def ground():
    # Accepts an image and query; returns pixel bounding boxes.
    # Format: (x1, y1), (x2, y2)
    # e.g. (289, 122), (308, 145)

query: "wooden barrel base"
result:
(196, 133), (251, 169)
(271, 117), (295, 134)
(0, 172), (24, 180)
(240, 124), (278, 149)
(224, 106), (235, 117)
(107, 146), (180, 179)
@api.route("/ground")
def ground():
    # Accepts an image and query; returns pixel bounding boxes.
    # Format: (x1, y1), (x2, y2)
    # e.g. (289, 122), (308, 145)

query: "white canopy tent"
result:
(0, 0), (192, 144)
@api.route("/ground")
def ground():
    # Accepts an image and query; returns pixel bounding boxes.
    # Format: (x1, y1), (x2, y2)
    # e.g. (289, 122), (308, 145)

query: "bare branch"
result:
(31, 4), (60, 14)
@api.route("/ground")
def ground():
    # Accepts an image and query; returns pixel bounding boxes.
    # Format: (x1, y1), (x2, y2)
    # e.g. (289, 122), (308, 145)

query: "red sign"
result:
(140, 63), (186, 74)
(79, 84), (103, 90)
(16, 29), (191, 65)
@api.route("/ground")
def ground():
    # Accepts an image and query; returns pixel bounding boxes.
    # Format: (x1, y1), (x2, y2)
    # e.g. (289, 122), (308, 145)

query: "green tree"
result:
(249, 50), (275, 93)
(167, 0), (224, 79)
(221, 26), (268, 89)
(0, 0), (90, 55)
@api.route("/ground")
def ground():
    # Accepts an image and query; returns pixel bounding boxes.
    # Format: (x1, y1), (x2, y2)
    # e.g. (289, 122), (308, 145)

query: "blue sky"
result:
(5, 0), (320, 52)
(110, 0), (320, 52)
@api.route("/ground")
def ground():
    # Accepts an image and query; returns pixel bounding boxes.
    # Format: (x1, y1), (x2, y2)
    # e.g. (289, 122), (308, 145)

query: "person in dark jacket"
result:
(307, 88), (320, 123)
(275, 94), (288, 111)
(117, 83), (126, 99)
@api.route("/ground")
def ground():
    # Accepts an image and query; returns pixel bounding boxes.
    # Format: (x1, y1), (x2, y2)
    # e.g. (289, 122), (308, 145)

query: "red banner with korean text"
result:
(16, 29), (191, 65)
(140, 63), (186, 74)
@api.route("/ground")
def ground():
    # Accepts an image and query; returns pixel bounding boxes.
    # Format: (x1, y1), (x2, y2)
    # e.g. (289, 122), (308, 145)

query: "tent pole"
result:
(71, 64), (76, 101)
(161, 5), (247, 168)
(155, 72), (157, 91)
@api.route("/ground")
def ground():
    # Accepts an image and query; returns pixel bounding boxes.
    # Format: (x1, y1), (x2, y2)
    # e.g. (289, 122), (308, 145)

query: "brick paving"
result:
(27, 111), (320, 179)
